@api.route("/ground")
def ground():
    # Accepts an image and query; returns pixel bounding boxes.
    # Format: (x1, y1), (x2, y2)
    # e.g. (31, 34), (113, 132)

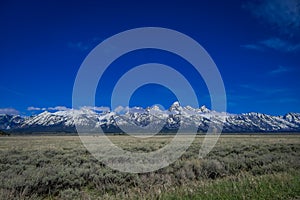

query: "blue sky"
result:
(0, 0), (299, 116)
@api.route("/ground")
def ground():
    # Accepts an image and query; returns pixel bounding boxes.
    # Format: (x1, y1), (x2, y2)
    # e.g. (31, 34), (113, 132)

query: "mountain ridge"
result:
(1, 103), (300, 134)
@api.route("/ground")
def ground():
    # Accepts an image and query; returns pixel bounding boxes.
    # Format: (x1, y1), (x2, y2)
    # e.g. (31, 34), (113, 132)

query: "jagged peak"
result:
(171, 101), (180, 107)
(38, 111), (51, 115)
(169, 101), (182, 112)
(199, 105), (210, 113)
(151, 105), (161, 110)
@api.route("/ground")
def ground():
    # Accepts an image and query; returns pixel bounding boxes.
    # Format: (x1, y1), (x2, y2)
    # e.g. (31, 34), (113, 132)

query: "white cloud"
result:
(114, 106), (129, 114)
(240, 44), (264, 51)
(48, 106), (70, 111)
(260, 38), (300, 52)
(242, 0), (300, 53)
(28, 106), (111, 112)
(81, 106), (110, 112)
(0, 108), (20, 115)
(28, 106), (69, 111)
(244, 0), (300, 35)
(241, 37), (300, 52)
(239, 84), (289, 96)
(92, 106), (110, 112)
(269, 66), (291, 75)
(27, 106), (46, 111)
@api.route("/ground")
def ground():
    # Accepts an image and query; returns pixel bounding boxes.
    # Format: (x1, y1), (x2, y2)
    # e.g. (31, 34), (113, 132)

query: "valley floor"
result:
(0, 135), (299, 199)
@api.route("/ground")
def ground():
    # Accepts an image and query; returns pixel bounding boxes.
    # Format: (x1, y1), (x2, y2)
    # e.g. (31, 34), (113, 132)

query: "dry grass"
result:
(0, 134), (299, 199)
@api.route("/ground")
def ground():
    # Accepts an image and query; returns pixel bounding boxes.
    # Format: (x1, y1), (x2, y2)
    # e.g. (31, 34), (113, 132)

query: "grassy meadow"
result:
(0, 135), (299, 199)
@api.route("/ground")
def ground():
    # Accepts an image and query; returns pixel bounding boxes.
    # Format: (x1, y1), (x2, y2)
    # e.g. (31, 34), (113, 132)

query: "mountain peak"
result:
(169, 101), (181, 112)
(171, 101), (180, 107)
(151, 105), (161, 111)
(199, 105), (210, 113)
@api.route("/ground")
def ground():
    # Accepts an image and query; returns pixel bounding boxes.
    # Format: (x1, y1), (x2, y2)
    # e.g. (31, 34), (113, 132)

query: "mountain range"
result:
(1, 102), (300, 134)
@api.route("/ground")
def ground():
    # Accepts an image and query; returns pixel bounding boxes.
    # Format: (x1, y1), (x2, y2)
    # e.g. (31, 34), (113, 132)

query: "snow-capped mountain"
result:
(1, 102), (300, 134)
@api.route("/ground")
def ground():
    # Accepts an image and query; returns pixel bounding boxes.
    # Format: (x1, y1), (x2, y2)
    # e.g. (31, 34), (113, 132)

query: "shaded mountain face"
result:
(0, 114), (24, 130)
(1, 103), (300, 133)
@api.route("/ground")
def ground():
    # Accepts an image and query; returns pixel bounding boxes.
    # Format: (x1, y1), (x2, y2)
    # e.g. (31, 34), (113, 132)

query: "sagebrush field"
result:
(0, 135), (299, 199)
